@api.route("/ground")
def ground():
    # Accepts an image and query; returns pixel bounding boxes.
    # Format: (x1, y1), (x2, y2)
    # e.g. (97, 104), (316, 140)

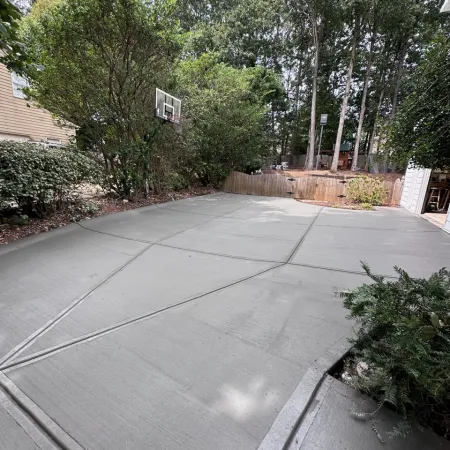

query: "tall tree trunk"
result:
(365, 83), (385, 172)
(271, 106), (276, 157)
(291, 31), (305, 155)
(306, 10), (319, 170)
(293, 40), (304, 117)
(330, 19), (358, 173)
(364, 127), (375, 172)
(363, 130), (370, 155)
(391, 40), (408, 119)
(351, 25), (376, 171)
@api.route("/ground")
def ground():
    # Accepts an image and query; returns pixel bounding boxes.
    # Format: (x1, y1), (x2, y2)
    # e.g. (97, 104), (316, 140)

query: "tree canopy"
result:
(178, 54), (277, 184)
(0, 0), (29, 72)
(10, 0), (449, 197)
(389, 32), (450, 170)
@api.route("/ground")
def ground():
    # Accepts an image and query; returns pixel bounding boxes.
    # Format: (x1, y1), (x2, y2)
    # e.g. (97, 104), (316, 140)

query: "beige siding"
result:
(0, 64), (74, 144)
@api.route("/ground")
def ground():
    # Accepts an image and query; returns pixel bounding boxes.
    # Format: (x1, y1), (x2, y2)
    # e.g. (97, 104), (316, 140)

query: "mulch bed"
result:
(297, 199), (400, 210)
(297, 199), (368, 210)
(0, 187), (216, 246)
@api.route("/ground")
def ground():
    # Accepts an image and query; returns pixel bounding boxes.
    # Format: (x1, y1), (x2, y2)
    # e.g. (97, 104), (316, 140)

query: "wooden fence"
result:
(223, 171), (404, 206)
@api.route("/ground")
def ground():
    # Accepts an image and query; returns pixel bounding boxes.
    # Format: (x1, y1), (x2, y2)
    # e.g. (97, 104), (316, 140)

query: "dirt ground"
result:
(267, 168), (403, 183)
(296, 199), (401, 210)
(0, 187), (216, 246)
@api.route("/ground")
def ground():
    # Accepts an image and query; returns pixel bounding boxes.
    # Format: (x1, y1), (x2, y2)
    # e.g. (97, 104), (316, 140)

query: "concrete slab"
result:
(423, 212), (447, 229)
(315, 207), (440, 231)
(16, 245), (276, 359)
(293, 376), (449, 450)
(182, 264), (366, 364)
(184, 216), (311, 241)
(292, 224), (450, 278)
(80, 206), (214, 242)
(5, 263), (366, 450)
(1, 194), (449, 450)
(158, 192), (264, 216)
(224, 199), (320, 224)
(160, 227), (299, 262)
(0, 389), (57, 450)
(6, 311), (303, 450)
(0, 225), (146, 360)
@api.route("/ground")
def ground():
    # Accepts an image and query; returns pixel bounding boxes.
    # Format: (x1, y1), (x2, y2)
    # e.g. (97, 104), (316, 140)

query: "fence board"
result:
(223, 171), (404, 206)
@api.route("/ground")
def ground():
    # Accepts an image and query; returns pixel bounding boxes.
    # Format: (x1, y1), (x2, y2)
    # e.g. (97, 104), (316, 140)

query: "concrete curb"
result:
(0, 373), (84, 450)
(257, 338), (350, 450)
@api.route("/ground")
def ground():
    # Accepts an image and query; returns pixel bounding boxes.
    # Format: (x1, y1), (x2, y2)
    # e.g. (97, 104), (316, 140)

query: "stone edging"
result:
(257, 338), (351, 450)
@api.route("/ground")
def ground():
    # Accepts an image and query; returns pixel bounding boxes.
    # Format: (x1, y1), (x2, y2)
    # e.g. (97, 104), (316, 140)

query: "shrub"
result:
(360, 203), (374, 210)
(341, 265), (450, 434)
(0, 141), (101, 217)
(347, 175), (388, 206)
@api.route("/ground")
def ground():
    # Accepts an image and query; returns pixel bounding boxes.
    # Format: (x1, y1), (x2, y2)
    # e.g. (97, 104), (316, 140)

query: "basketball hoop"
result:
(170, 115), (181, 124)
(155, 88), (182, 124)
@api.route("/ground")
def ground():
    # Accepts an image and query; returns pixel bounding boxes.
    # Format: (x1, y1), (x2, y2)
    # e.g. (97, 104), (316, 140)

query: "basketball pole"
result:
(315, 124), (324, 170)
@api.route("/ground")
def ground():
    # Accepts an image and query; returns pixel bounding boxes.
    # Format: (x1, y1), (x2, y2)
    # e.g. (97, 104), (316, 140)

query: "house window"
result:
(11, 72), (29, 99)
(46, 139), (63, 148)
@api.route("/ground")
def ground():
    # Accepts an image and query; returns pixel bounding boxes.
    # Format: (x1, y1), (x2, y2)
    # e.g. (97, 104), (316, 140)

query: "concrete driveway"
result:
(0, 193), (449, 450)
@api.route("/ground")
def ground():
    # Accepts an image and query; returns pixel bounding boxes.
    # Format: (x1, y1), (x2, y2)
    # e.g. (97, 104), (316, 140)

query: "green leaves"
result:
(389, 32), (450, 170)
(346, 175), (388, 205)
(418, 326), (436, 341)
(178, 54), (271, 185)
(342, 266), (450, 429)
(21, 0), (184, 197)
(0, 141), (101, 217)
(0, 0), (30, 73)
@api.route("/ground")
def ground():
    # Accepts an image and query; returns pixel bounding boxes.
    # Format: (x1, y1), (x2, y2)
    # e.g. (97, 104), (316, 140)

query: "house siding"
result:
(444, 211), (450, 234)
(400, 166), (431, 215)
(0, 64), (74, 144)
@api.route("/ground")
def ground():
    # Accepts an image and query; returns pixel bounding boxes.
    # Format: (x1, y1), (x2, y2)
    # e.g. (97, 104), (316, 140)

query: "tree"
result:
(179, 0), (289, 159)
(23, 0), (182, 196)
(357, 0), (444, 172)
(305, 3), (320, 170)
(351, 16), (376, 171)
(330, 5), (360, 173)
(0, 0), (29, 72)
(178, 54), (272, 184)
(389, 32), (450, 170)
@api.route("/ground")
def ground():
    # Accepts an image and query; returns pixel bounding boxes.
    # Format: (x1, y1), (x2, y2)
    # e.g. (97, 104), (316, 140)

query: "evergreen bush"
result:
(341, 265), (450, 436)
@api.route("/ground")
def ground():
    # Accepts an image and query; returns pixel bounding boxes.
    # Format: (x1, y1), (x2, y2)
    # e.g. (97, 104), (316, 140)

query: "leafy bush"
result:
(0, 141), (101, 217)
(22, 0), (182, 198)
(341, 265), (450, 434)
(347, 176), (388, 206)
(178, 54), (271, 186)
(360, 203), (374, 210)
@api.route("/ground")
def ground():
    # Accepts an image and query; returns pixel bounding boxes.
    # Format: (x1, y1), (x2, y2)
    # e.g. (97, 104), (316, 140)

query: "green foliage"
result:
(389, 32), (450, 170)
(10, 214), (28, 225)
(347, 175), (388, 206)
(22, 0), (183, 197)
(0, 141), (100, 217)
(0, 0), (29, 72)
(178, 54), (271, 185)
(342, 265), (450, 430)
(18, 0), (445, 201)
(66, 199), (100, 223)
(360, 202), (374, 210)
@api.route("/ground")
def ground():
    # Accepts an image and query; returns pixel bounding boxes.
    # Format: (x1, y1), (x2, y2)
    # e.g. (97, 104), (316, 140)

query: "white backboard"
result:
(155, 88), (181, 124)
